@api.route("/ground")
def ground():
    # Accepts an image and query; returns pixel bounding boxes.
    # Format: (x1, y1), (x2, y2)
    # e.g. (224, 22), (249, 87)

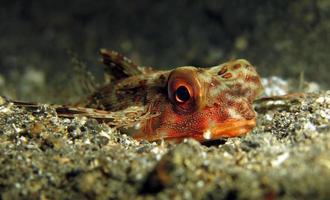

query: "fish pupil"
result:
(175, 86), (190, 103)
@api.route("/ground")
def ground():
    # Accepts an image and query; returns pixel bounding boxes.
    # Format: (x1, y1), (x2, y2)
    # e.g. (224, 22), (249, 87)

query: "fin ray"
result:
(100, 49), (145, 80)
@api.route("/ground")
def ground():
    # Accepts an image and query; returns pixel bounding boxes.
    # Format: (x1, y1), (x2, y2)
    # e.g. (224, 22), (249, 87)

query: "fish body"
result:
(3, 49), (263, 142)
(83, 49), (263, 142)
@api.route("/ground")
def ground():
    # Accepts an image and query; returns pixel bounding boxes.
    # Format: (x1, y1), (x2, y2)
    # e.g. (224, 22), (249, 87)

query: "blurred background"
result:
(0, 0), (329, 103)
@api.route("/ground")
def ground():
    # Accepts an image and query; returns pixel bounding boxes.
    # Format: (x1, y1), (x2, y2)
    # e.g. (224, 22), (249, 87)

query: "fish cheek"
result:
(153, 104), (187, 138)
(145, 101), (209, 140)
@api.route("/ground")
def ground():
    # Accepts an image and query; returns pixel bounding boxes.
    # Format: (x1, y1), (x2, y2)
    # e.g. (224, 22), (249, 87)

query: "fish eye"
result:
(175, 85), (191, 103)
(167, 67), (203, 114)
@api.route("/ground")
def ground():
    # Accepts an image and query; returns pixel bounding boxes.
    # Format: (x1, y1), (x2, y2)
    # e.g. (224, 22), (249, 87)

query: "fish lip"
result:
(205, 119), (257, 140)
(133, 119), (257, 142)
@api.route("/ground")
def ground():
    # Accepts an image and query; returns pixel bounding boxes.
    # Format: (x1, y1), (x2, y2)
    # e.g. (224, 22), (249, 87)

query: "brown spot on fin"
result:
(100, 49), (145, 80)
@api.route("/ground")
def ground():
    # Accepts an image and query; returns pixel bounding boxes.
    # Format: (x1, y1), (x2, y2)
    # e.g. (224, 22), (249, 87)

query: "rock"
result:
(0, 91), (329, 199)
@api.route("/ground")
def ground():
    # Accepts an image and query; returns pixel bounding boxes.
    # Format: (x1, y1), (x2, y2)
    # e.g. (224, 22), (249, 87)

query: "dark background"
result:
(0, 0), (329, 102)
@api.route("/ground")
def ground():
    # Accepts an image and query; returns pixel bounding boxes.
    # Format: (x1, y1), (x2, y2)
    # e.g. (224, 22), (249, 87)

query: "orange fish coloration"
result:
(83, 49), (263, 142)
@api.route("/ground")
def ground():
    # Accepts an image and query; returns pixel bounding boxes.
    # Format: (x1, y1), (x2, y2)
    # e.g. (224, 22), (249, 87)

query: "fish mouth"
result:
(202, 119), (256, 141)
(133, 118), (257, 142)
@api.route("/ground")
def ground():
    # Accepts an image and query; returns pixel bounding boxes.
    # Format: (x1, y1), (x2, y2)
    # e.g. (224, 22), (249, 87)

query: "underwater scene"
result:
(0, 1), (329, 199)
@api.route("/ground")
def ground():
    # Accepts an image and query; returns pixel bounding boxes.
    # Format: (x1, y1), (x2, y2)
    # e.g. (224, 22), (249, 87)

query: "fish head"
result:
(135, 59), (263, 142)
